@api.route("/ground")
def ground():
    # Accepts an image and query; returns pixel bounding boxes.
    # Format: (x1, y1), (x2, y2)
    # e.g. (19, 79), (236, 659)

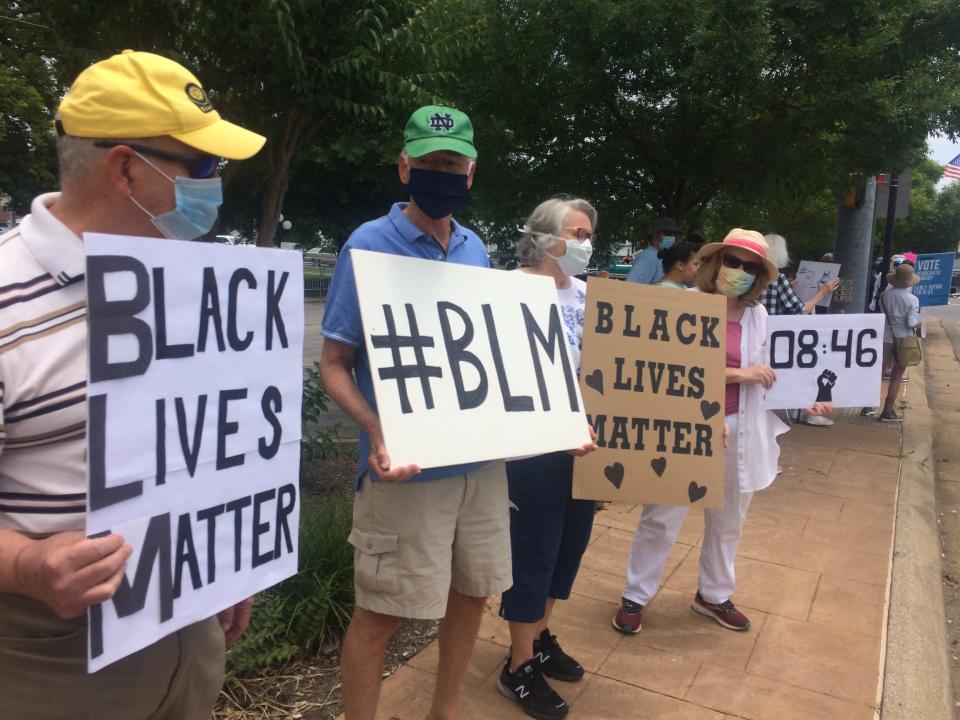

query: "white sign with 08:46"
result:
(763, 314), (884, 410)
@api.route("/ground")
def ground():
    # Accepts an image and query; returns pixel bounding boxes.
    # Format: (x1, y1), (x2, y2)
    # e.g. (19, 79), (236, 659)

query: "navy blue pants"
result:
(500, 452), (596, 623)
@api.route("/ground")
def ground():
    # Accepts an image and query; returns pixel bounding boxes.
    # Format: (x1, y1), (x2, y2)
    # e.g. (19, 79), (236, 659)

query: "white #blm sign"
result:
(763, 314), (884, 410)
(84, 234), (304, 672)
(352, 250), (591, 469)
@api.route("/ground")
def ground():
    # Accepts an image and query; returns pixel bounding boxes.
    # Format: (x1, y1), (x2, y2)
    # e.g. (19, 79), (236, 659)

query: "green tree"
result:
(0, 9), (58, 212)
(449, 0), (960, 253)
(889, 158), (960, 254)
(13, 0), (479, 245)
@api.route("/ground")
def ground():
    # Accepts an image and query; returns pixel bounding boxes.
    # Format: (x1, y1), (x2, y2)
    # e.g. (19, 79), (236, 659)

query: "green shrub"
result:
(301, 361), (343, 461)
(225, 493), (355, 676)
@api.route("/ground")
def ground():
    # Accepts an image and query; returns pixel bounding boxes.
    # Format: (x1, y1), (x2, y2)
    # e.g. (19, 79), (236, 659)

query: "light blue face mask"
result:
(130, 152), (223, 241)
(659, 235), (676, 250)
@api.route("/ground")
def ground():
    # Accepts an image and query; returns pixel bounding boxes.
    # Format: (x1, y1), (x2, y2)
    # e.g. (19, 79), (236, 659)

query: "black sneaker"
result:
(534, 628), (584, 682)
(497, 657), (569, 720)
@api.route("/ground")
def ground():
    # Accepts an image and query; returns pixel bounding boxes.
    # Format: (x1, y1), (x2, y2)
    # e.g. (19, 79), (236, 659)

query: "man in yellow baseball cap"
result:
(0, 51), (264, 719)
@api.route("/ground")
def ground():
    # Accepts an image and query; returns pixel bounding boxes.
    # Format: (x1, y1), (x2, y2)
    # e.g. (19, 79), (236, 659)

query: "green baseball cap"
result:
(403, 105), (477, 159)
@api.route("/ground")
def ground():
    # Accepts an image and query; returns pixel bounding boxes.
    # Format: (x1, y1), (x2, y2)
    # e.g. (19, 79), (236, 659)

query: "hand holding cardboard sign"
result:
(733, 364), (777, 389)
(13, 531), (132, 619)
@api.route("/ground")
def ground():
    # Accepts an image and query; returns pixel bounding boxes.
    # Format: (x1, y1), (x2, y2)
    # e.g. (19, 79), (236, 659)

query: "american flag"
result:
(945, 154), (960, 180)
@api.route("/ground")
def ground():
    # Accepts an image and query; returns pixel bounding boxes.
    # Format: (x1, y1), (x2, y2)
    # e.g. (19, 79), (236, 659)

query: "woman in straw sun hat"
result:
(877, 263), (921, 422)
(612, 229), (831, 636)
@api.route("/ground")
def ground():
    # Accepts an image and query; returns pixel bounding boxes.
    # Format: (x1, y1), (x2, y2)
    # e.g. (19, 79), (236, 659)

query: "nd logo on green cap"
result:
(404, 105), (477, 159)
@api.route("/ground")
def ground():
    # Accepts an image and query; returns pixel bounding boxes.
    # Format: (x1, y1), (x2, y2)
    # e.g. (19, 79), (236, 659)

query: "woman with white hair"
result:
(761, 233), (840, 426)
(497, 196), (598, 720)
(761, 233), (839, 316)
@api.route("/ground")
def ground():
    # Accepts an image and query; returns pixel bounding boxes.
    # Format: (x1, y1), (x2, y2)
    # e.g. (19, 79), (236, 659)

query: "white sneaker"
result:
(801, 414), (834, 427)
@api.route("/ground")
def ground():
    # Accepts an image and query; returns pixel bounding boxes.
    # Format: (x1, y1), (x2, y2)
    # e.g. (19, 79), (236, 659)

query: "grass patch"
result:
(226, 493), (354, 676)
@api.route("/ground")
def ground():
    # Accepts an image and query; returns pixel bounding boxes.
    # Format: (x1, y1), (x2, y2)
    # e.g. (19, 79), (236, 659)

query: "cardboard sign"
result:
(84, 234), (304, 672)
(913, 252), (955, 307)
(572, 279), (726, 507)
(795, 261), (842, 308)
(763, 314), (884, 410)
(352, 250), (590, 469)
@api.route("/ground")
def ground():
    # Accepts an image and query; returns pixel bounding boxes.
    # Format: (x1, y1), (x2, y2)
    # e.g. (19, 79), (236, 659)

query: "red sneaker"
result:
(611, 597), (643, 634)
(692, 592), (751, 631)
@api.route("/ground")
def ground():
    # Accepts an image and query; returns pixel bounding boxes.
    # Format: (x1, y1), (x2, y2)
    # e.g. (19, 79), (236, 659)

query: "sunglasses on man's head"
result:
(93, 141), (220, 179)
(721, 253), (763, 276)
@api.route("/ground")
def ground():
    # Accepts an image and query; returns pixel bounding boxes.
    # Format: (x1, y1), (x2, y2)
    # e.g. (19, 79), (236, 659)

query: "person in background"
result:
(497, 197), (599, 720)
(612, 230), (831, 636)
(762, 234), (840, 427)
(626, 217), (682, 285)
(658, 242), (701, 289)
(762, 234), (839, 316)
(878, 263), (921, 422)
(0, 49), (264, 720)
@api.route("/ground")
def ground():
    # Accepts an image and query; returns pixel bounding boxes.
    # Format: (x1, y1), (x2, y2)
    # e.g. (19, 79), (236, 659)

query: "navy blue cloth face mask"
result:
(406, 167), (469, 219)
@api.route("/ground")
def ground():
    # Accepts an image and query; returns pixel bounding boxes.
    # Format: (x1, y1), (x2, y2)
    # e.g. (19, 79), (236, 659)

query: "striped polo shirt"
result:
(0, 193), (87, 534)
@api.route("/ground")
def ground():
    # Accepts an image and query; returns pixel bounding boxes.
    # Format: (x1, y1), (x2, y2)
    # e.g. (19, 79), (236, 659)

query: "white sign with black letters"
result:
(763, 314), (884, 410)
(84, 233), (303, 672)
(795, 261), (842, 308)
(352, 250), (591, 469)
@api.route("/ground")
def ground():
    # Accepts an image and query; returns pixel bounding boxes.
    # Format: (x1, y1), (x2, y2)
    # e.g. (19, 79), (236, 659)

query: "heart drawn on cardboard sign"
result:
(650, 457), (667, 477)
(700, 400), (721, 420)
(604, 462), (624, 490)
(688, 481), (708, 503)
(585, 369), (604, 395)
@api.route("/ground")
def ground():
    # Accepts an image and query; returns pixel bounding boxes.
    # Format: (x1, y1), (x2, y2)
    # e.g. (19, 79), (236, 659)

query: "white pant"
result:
(623, 414), (752, 606)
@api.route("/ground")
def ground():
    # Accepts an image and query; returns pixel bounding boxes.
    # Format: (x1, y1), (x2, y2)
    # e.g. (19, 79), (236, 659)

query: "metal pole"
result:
(878, 173), (899, 296)
(833, 176), (877, 313)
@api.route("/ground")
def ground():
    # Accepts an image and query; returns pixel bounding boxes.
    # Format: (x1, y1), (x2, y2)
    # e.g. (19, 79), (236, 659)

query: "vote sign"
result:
(352, 250), (590, 469)
(913, 252), (955, 307)
(763, 314), (884, 410)
(84, 234), (304, 672)
(572, 279), (727, 507)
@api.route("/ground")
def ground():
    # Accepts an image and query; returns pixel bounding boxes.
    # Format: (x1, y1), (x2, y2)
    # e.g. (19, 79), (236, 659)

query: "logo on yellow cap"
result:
(185, 82), (214, 113)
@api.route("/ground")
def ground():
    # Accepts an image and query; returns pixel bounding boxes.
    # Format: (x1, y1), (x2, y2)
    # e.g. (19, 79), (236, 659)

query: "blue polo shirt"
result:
(321, 202), (491, 488)
(626, 245), (663, 284)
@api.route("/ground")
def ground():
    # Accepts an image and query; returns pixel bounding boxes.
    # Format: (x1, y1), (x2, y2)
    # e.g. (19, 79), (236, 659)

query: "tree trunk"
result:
(257, 106), (312, 248)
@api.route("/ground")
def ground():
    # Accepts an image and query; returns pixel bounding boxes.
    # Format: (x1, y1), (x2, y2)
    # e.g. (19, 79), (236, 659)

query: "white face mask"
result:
(551, 238), (593, 276)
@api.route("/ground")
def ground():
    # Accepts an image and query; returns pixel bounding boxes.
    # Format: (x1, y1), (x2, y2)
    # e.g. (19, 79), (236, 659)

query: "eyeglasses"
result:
(563, 228), (593, 242)
(93, 141), (220, 179)
(721, 253), (763, 276)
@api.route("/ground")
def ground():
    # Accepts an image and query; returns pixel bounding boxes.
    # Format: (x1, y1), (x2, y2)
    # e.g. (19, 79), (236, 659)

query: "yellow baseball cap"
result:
(57, 50), (265, 160)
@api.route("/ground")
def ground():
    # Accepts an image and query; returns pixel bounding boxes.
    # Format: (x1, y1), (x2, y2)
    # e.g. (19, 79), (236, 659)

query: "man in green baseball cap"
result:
(397, 104), (477, 226)
(321, 106), (510, 720)
(403, 104), (477, 159)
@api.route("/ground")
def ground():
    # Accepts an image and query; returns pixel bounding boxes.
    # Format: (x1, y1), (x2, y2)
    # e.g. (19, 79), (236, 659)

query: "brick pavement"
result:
(368, 410), (900, 720)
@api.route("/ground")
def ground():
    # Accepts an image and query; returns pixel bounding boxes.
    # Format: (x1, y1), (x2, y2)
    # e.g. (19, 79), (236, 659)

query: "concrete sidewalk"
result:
(367, 409), (901, 719)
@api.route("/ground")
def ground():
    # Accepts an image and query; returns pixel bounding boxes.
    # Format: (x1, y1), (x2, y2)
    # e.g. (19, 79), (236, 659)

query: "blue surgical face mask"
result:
(130, 152), (223, 240)
(659, 235), (676, 250)
(406, 167), (469, 219)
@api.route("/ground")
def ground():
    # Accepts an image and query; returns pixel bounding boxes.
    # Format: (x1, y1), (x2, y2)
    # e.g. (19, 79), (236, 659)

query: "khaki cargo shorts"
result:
(349, 460), (512, 619)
